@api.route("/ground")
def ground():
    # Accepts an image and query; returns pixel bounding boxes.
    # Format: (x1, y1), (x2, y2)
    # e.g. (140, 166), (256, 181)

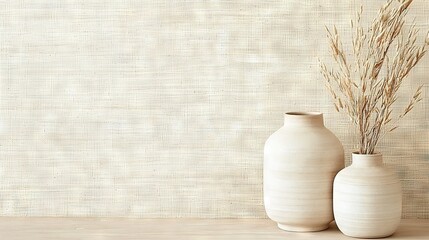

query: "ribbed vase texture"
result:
(264, 112), (344, 232)
(334, 153), (402, 238)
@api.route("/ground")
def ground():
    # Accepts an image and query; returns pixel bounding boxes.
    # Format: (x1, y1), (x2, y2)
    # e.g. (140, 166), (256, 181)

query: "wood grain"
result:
(0, 218), (427, 240)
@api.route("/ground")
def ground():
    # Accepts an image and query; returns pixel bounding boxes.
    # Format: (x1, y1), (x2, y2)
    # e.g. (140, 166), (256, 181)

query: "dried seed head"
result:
(319, 0), (425, 154)
(426, 32), (429, 45)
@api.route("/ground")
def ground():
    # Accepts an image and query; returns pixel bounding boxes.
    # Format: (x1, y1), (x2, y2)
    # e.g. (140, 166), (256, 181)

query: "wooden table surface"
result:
(0, 218), (428, 239)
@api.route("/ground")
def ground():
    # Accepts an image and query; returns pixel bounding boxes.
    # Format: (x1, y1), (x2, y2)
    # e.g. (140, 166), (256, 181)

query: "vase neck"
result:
(351, 153), (383, 167)
(284, 112), (324, 127)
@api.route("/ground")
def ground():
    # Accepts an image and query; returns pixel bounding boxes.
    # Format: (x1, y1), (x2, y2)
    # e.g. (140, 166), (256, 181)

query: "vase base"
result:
(277, 223), (329, 232)
(342, 232), (395, 239)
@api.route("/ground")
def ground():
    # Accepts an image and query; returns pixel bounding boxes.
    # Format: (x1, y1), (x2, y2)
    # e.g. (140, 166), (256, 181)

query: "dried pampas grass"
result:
(319, 0), (428, 154)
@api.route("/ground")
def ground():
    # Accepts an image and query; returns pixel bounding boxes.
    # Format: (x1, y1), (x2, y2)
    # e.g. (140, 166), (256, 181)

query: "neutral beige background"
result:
(0, 0), (427, 218)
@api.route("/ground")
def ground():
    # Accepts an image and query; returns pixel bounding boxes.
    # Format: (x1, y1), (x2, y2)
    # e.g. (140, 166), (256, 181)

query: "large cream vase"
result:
(264, 112), (344, 232)
(333, 153), (402, 238)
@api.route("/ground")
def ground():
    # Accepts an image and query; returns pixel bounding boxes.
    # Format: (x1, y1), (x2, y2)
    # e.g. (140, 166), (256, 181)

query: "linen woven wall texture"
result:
(0, 0), (427, 218)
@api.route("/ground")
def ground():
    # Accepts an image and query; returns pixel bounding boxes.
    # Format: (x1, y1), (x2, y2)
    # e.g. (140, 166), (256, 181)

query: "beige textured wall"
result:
(0, 0), (427, 218)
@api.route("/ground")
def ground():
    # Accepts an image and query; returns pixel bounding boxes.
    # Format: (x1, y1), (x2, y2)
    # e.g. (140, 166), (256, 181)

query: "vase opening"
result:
(284, 112), (324, 127)
(352, 151), (381, 155)
(286, 112), (322, 116)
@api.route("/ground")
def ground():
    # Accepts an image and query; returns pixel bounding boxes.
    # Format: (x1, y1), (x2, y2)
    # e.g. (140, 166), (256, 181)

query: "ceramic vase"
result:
(264, 112), (344, 232)
(333, 153), (402, 238)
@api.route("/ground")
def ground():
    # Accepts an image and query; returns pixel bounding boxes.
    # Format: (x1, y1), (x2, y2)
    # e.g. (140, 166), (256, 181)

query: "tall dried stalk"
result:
(319, 0), (428, 154)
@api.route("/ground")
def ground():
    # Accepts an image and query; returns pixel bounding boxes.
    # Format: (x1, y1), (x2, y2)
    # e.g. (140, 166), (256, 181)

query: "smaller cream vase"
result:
(264, 112), (344, 232)
(334, 153), (402, 238)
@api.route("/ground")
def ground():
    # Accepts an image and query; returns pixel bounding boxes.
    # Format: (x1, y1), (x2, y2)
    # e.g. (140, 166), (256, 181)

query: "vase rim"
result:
(351, 152), (383, 166)
(352, 152), (382, 156)
(284, 112), (324, 127)
(285, 111), (322, 116)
